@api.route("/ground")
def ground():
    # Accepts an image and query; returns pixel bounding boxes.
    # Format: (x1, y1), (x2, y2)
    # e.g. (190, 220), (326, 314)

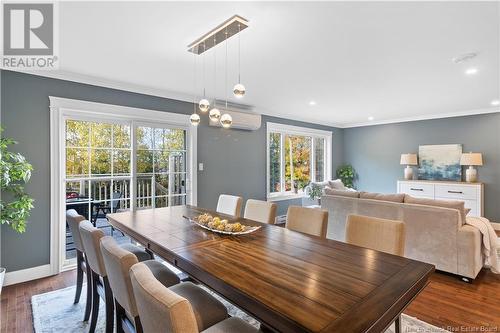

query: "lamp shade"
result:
(400, 153), (417, 165)
(460, 153), (483, 166)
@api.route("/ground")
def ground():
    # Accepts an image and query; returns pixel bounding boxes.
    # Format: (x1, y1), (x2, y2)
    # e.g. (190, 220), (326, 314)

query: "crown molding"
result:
(5, 69), (195, 105)
(5, 69), (498, 130)
(342, 107), (500, 128)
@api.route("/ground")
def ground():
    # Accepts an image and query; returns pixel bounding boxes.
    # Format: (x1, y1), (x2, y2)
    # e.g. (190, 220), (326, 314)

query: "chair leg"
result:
(395, 315), (401, 333)
(103, 276), (115, 333)
(83, 257), (93, 322)
(74, 251), (84, 304)
(134, 316), (144, 333)
(115, 299), (125, 333)
(88, 272), (100, 333)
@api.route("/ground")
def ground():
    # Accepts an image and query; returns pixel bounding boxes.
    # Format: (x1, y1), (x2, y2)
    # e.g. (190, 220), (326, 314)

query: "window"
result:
(267, 122), (332, 199)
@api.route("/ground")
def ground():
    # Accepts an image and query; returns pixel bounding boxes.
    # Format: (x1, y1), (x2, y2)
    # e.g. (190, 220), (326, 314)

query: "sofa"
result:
(321, 192), (483, 279)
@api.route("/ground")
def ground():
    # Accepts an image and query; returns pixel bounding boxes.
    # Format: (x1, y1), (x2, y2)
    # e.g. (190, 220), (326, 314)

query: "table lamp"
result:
(460, 152), (483, 182)
(400, 153), (418, 180)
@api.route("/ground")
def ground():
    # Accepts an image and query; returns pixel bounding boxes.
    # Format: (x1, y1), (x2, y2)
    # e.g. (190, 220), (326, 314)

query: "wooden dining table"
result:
(107, 205), (434, 333)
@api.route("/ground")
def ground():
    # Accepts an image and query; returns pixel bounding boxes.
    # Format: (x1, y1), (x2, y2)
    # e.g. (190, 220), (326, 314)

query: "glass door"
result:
(64, 119), (189, 266)
(64, 119), (132, 263)
(135, 125), (187, 209)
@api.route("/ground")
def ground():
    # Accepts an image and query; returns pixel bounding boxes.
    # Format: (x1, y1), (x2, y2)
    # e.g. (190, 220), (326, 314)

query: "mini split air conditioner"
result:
(209, 106), (262, 131)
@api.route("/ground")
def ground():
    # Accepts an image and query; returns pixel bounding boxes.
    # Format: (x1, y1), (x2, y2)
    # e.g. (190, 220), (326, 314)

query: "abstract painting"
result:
(418, 144), (462, 181)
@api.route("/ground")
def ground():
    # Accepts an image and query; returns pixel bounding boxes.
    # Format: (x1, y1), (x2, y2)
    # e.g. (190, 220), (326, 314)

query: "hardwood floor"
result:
(0, 270), (76, 333)
(1, 268), (499, 332)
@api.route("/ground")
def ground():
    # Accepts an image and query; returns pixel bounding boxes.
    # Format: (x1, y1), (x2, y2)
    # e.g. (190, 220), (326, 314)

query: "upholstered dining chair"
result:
(66, 209), (92, 322)
(216, 194), (243, 217)
(345, 214), (406, 333)
(79, 220), (153, 333)
(130, 262), (259, 333)
(285, 206), (328, 238)
(243, 199), (277, 224)
(100, 236), (181, 333)
(345, 214), (406, 256)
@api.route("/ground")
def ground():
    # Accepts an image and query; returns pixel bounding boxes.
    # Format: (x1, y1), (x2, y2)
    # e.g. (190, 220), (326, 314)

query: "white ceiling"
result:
(52, 1), (500, 127)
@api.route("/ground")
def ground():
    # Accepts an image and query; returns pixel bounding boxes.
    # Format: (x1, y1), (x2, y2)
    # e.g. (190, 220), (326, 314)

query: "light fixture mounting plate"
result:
(188, 15), (248, 55)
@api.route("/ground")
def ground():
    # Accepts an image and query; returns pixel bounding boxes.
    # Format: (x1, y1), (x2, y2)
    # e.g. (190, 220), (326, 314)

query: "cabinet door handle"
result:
(448, 190), (463, 194)
(410, 188), (424, 191)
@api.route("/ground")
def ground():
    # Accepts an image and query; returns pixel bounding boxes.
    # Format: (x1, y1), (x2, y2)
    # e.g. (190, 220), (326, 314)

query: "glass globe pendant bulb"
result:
(199, 98), (210, 112)
(209, 108), (221, 122)
(220, 113), (232, 128)
(189, 113), (200, 126)
(233, 83), (246, 98)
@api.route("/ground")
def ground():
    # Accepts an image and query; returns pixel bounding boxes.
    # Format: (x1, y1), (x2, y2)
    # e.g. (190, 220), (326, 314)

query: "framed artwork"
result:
(418, 144), (462, 181)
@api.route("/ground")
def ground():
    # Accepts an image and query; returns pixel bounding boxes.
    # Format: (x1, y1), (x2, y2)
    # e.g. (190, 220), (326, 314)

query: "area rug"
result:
(32, 285), (448, 332)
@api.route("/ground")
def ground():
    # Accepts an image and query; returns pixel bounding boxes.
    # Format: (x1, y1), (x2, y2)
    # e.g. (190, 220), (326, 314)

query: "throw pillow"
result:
(328, 179), (346, 190)
(324, 188), (360, 198)
(404, 195), (467, 224)
(359, 192), (405, 203)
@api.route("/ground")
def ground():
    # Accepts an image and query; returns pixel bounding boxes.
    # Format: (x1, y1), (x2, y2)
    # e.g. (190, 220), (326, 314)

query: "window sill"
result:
(267, 193), (308, 202)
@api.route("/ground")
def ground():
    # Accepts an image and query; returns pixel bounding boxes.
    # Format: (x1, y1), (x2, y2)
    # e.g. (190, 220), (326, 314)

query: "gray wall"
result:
(343, 113), (500, 222)
(0, 70), (343, 271)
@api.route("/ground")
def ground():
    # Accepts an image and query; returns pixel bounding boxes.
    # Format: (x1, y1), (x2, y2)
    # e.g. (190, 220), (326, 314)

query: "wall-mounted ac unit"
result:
(209, 107), (262, 131)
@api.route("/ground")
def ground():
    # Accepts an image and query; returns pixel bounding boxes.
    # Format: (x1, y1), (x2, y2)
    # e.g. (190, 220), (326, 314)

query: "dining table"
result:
(107, 205), (434, 333)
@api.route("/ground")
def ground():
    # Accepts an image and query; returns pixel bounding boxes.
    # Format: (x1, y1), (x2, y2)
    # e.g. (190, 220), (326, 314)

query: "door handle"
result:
(410, 188), (424, 191)
(448, 190), (463, 194)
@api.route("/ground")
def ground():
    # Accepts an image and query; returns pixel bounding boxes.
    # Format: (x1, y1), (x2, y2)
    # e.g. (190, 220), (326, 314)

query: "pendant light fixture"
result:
(188, 15), (248, 127)
(190, 51), (201, 126)
(209, 36), (221, 122)
(233, 23), (246, 98)
(198, 42), (210, 113)
(220, 28), (232, 129)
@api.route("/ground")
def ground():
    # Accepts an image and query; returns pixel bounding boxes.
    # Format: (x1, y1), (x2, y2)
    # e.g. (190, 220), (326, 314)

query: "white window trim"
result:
(49, 96), (197, 274)
(266, 122), (332, 201)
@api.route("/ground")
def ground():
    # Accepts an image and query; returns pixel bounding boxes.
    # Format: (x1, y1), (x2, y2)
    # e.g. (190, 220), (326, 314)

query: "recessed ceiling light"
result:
(368, 116), (374, 121)
(309, 101), (316, 106)
(465, 68), (478, 75)
(491, 99), (500, 106)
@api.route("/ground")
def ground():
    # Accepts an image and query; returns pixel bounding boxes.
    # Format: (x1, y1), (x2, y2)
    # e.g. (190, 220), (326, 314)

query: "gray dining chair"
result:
(286, 206), (328, 238)
(79, 220), (153, 333)
(66, 209), (92, 322)
(130, 262), (259, 333)
(100, 236), (181, 333)
(216, 194), (243, 217)
(345, 214), (406, 333)
(243, 199), (277, 224)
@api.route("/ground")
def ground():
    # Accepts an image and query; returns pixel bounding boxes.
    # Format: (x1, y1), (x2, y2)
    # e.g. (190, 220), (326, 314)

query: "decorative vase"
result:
(465, 166), (477, 182)
(0, 267), (5, 294)
(404, 166), (414, 180)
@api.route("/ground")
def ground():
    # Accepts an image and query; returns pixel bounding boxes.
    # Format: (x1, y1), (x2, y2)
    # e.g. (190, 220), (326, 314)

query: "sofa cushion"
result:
(328, 179), (346, 190)
(324, 188), (360, 198)
(359, 192), (405, 203)
(404, 195), (466, 224)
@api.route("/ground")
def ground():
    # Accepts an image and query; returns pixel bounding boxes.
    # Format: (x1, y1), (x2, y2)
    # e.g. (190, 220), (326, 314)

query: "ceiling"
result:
(49, 1), (500, 127)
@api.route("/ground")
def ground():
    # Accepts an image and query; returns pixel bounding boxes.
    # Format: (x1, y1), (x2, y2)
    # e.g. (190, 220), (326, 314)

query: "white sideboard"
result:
(397, 180), (484, 217)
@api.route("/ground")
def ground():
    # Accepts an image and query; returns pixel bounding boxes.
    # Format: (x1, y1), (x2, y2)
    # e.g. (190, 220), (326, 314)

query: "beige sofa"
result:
(322, 194), (483, 279)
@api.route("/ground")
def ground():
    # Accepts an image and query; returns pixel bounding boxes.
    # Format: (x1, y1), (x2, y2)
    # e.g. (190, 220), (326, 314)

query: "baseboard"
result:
(3, 264), (54, 287)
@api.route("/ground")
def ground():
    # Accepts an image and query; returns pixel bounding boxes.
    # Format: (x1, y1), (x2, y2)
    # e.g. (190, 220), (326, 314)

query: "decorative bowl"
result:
(184, 215), (261, 235)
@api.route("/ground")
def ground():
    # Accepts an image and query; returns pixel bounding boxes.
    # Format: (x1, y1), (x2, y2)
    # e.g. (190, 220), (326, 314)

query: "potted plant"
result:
(0, 128), (34, 293)
(336, 165), (356, 189)
(308, 183), (323, 205)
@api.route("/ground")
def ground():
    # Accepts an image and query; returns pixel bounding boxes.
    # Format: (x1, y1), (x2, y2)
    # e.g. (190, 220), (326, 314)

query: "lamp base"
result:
(465, 166), (477, 182)
(404, 166), (413, 180)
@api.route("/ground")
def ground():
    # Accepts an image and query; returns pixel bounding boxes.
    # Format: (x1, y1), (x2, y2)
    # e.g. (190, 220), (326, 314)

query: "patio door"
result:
(58, 101), (195, 269)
